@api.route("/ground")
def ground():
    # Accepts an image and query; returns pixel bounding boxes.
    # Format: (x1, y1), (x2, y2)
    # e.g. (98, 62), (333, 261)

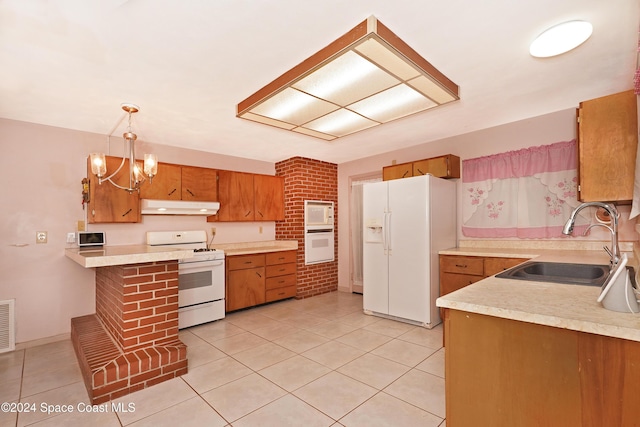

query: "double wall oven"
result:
(146, 230), (225, 329)
(304, 200), (335, 265)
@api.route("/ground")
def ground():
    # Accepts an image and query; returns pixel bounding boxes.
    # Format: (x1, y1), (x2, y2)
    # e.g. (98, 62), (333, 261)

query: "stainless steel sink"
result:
(495, 261), (612, 286)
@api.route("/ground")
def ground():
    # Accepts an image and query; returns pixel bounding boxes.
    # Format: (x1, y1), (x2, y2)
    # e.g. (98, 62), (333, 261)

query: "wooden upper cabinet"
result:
(214, 171), (285, 222)
(216, 170), (255, 221)
(181, 166), (217, 201)
(87, 155), (140, 223)
(578, 90), (638, 202)
(413, 154), (460, 179)
(139, 162), (182, 200)
(254, 175), (284, 221)
(139, 163), (217, 201)
(383, 162), (413, 181)
(383, 154), (460, 181)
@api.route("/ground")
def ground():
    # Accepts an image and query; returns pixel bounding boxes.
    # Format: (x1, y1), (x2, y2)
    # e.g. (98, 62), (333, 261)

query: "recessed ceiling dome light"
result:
(530, 20), (593, 58)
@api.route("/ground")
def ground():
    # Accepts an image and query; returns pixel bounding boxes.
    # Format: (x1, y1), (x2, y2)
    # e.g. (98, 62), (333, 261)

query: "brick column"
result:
(72, 260), (187, 404)
(275, 157), (338, 298)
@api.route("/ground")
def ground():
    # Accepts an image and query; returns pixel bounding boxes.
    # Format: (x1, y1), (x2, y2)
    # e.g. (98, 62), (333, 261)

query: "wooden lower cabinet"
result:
(444, 309), (640, 426)
(265, 251), (297, 302)
(226, 254), (265, 312)
(226, 250), (297, 312)
(440, 255), (527, 292)
(439, 255), (527, 319)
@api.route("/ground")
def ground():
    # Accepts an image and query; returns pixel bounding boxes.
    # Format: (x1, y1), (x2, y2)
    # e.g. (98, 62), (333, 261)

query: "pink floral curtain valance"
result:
(462, 140), (588, 238)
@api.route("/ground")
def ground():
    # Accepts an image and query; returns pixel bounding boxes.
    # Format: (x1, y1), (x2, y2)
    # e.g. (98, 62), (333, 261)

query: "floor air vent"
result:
(0, 299), (15, 353)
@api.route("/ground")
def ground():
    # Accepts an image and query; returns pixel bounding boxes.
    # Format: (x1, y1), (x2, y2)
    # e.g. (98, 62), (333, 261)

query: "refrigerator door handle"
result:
(382, 212), (388, 252)
(386, 211), (392, 254)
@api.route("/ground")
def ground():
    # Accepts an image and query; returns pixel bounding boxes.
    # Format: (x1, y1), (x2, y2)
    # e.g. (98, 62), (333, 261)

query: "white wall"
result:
(0, 118), (276, 343)
(337, 108), (639, 291)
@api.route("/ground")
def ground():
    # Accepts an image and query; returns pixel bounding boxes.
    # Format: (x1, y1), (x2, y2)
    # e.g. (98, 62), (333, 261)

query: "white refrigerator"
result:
(363, 174), (456, 328)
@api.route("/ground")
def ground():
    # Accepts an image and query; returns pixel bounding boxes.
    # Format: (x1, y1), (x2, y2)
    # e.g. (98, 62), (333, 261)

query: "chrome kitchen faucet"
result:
(562, 202), (621, 267)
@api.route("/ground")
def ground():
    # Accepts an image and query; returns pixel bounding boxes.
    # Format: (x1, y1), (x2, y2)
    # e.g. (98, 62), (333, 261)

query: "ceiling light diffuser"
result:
(237, 16), (459, 141)
(530, 20), (593, 58)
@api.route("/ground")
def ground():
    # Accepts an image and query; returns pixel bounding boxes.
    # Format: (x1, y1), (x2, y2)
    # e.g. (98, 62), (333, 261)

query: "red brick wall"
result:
(275, 157), (338, 298)
(95, 261), (180, 352)
(73, 260), (186, 404)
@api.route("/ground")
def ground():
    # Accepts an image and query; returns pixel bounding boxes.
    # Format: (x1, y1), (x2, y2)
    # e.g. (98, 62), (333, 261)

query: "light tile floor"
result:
(0, 292), (447, 427)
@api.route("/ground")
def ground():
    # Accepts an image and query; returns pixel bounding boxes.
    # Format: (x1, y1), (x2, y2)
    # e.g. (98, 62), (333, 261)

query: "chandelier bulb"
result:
(89, 103), (156, 192)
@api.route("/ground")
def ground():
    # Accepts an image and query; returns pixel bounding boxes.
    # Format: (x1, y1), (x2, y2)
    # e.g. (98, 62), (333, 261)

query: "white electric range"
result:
(146, 230), (225, 329)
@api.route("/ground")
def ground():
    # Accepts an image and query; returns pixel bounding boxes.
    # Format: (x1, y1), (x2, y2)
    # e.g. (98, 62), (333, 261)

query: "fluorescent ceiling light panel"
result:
(251, 87), (338, 125)
(355, 38), (420, 81)
(305, 108), (378, 137)
(292, 126), (337, 140)
(530, 20), (593, 58)
(293, 51), (399, 106)
(239, 112), (296, 130)
(237, 16), (459, 140)
(349, 84), (437, 123)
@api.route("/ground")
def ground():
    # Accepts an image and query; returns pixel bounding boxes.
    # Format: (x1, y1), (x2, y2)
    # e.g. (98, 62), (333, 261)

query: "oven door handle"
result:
(208, 261), (224, 267)
(180, 260), (224, 268)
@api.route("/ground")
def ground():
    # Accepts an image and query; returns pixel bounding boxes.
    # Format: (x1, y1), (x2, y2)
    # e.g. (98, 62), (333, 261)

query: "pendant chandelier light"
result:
(89, 103), (158, 193)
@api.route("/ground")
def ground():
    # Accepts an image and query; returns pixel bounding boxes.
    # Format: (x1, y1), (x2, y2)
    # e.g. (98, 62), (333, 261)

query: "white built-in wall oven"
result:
(146, 230), (225, 329)
(304, 200), (335, 265)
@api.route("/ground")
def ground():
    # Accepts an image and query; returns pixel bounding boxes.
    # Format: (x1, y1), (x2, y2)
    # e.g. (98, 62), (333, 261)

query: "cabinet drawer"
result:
(441, 273), (484, 295)
(266, 263), (296, 278)
(266, 274), (297, 290)
(265, 285), (296, 302)
(227, 254), (265, 270)
(266, 250), (297, 265)
(441, 256), (484, 276)
(484, 257), (528, 277)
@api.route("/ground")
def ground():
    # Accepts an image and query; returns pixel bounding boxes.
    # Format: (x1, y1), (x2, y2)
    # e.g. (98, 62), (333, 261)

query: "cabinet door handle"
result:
(279, 268), (286, 272)
(244, 261), (253, 265)
(278, 280), (285, 284)
(278, 292), (285, 296)
(455, 264), (467, 268)
(122, 208), (132, 217)
(278, 257), (285, 260)
(402, 171), (409, 178)
(244, 211), (252, 217)
(258, 211), (263, 217)
(417, 168), (425, 175)
(168, 188), (177, 196)
(256, 272), (262, 278)
(186, 189), (195, 197)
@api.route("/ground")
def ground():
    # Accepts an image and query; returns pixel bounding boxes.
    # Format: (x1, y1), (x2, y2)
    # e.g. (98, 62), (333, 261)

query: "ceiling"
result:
(0, 0), (638, 164)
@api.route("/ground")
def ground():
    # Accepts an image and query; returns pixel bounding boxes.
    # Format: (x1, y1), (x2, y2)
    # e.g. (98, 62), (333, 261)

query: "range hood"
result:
(141, 199), (220, 215)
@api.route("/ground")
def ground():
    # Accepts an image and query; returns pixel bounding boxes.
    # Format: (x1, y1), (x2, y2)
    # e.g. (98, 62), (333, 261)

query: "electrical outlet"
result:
(259, 226), (263, 234)
(66, 232), (76, 244)
(210, 227), (216, 235)
(77, 220), (85, 232)
(36, 231), (48, 244)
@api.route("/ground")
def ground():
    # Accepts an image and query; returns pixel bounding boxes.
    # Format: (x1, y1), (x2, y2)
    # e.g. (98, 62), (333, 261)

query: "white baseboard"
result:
(15, 332), (70, 351)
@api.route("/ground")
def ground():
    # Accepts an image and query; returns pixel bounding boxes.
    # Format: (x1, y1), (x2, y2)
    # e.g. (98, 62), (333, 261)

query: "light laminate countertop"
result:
(65, 240), (299, 268)
(211, 240), (298, 256)
(437, 248), (640, 342)
(65, 245), (194, 268)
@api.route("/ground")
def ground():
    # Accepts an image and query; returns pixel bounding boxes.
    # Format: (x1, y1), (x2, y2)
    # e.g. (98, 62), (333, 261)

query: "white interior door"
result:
(387, 176), (430, 323)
